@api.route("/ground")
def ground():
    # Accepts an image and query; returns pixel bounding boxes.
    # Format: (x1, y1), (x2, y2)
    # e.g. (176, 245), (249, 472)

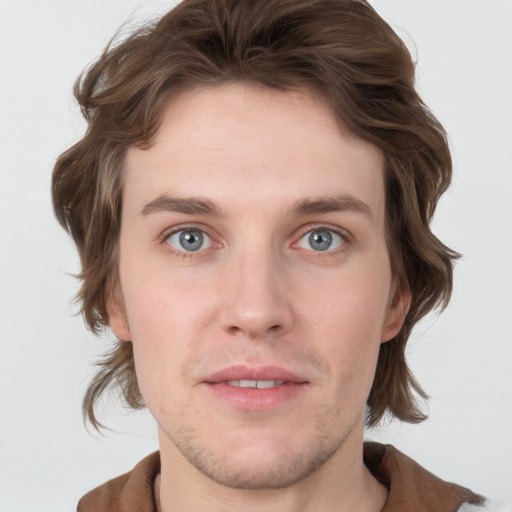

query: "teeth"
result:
(256, 380), (279, 389)
(226, 380), (285, 388)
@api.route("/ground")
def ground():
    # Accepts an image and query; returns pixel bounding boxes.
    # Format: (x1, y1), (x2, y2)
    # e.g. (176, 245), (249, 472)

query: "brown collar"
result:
(78, 442), (485, 511)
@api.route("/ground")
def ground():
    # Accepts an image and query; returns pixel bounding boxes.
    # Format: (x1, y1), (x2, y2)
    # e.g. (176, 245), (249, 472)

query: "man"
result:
(52, 0), (485, 510)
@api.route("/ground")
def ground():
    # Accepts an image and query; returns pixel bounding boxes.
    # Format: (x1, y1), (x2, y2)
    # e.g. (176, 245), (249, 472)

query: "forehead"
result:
(123, 84), (384, 217)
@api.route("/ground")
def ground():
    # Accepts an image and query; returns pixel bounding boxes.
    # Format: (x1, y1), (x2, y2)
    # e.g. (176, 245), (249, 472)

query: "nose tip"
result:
(225, 312), (285, 339)
(219, 255), (293, 340)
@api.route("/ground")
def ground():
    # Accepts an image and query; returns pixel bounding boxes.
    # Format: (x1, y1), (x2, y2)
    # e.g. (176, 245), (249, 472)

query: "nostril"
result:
(224, 323), (283, 338)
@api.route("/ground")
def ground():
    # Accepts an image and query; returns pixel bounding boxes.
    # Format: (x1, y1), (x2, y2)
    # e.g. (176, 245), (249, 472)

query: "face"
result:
(110, 84), (408, 489)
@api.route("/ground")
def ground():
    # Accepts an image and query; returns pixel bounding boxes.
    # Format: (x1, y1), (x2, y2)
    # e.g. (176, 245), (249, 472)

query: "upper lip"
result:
(203, 365), (308, 383)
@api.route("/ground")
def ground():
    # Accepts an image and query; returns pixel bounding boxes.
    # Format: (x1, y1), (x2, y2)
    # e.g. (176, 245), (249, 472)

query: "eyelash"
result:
(159, 224), (351, 257)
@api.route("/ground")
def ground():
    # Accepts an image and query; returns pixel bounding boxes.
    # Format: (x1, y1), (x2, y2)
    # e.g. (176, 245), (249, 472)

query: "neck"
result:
(155, 427), (387, 512)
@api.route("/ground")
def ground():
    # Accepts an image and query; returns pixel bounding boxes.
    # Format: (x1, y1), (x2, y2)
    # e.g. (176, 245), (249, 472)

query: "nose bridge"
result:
(220, 239), (292, 338)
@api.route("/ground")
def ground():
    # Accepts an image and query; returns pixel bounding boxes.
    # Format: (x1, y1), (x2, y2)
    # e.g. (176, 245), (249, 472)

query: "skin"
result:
(109, 83), (410, 512)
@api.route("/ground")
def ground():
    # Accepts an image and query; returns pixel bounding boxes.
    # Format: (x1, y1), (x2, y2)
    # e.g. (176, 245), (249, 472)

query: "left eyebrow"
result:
(290, 195), (373, 220)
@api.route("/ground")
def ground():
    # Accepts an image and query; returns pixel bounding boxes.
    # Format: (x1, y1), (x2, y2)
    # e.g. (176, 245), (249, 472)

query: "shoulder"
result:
(77, 451), (160, 512)
(363, 442), (485, 512)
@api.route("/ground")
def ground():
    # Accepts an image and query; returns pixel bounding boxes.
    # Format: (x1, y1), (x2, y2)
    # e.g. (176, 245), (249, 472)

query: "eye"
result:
(297, 228), (344, 252)
(166, 228), (211, 252)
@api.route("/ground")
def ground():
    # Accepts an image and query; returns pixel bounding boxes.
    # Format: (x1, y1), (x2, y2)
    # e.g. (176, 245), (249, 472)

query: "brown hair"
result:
(52, 0), (459, 429)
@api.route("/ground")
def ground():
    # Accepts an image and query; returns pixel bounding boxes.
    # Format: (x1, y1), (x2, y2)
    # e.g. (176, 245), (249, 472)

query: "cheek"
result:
(122, 256), (217, 333)
(300, 265), (391, 383)
(119, 269), (202, 378)
(305, 266), (391, 340)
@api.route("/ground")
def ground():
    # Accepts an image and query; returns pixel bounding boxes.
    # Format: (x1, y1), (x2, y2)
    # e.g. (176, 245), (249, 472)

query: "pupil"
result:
(180, 230), (203, 251)
(309, 230), (332, 251)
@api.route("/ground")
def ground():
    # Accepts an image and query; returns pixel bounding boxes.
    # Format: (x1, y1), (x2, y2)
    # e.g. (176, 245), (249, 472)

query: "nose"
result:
(219, 246), (294, 340)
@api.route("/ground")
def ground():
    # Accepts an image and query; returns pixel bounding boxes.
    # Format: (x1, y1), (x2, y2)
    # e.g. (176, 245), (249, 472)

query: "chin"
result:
(169, 423), (349, 490)
(198, 449), (339, 489)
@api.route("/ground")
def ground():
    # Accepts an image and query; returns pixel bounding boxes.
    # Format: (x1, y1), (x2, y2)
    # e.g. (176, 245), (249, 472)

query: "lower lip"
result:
(204, 382), (307, 410)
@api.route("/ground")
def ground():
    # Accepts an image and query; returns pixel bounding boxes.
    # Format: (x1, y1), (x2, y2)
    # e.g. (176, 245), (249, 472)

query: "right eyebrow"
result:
(139, 195), (222, 217)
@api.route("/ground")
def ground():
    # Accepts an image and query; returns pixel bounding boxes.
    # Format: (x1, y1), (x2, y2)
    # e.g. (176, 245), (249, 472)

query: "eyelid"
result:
(160, 222), (213, 240)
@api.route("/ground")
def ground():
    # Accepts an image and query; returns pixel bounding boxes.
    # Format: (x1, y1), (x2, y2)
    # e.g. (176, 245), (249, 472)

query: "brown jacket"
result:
(78, 442), (484, 511)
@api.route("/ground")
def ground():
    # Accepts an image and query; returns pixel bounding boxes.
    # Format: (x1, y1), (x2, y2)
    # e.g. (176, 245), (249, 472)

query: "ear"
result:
(381, 282), (411, 343)
(106, 280), (131, 342)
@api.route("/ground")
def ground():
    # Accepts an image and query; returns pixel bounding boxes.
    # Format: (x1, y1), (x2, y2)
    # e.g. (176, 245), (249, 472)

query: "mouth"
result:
(202, 365), (309, 410)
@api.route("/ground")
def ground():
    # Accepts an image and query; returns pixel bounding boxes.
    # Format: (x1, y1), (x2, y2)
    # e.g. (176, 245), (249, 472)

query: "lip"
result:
(202, 365), (309, 410)
(204, 365), (307, 383)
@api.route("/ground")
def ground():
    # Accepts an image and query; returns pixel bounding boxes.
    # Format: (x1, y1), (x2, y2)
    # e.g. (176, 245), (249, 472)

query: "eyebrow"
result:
(140, 193), (372, 220)
(140, 195), (222, 217)
(290, 195), (372, 219)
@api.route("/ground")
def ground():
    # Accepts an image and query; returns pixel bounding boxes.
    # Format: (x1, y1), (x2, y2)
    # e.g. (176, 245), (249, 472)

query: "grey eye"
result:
(298, 229), (343, 252)
(167, 229), (211, 252)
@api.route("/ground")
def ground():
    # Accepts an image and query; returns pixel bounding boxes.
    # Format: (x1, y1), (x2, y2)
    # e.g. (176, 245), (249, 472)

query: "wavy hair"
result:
(52, 0), (459, 429)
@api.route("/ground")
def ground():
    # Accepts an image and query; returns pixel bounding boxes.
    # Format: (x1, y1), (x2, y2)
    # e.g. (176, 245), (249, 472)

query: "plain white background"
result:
(1, 1), (511, 510)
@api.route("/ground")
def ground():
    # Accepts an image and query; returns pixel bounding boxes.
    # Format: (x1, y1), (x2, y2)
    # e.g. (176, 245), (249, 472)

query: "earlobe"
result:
(106, 284), (131, 342)
(381, 284), (411, 343)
